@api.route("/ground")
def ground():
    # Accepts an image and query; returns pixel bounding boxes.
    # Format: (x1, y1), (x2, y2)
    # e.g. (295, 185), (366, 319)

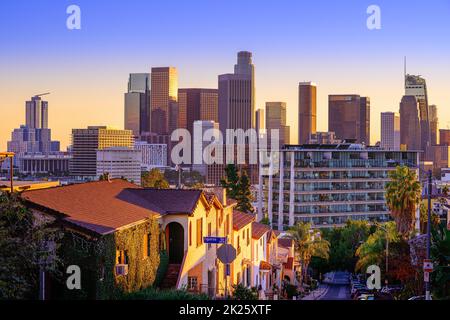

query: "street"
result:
(319, 271), (351, 300)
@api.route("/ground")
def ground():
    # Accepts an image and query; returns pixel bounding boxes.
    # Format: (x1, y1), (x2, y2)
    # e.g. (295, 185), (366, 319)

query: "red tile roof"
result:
(128, 188), (202, 214)
(278, 238), (294, 248)
(252, 221), (271, 239)
(233, 210), (255, 230)
(21, 179), (158, 235)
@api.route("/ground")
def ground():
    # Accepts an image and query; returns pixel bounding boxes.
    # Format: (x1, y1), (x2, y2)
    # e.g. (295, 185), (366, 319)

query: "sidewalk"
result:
(301, 284), (329, 300)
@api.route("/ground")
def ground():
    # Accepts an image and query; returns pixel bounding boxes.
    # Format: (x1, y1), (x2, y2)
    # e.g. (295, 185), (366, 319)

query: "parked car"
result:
(358, 294), (375, 300)
(408, 295), (432, 300)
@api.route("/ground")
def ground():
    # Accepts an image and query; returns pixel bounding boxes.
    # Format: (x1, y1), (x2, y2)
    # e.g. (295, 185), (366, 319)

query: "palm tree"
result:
(385, 166), (422, 239)
(287, 222), (330, 285)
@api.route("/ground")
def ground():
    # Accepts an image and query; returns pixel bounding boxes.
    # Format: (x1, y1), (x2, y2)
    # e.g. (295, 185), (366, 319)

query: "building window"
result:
(247, 229), (250, 246)
(143, 233), (151, 258)
(188, 276), (198, 291)
(189, 222), (192, 246)
(116, 249), (128, 265)
(196, 218), (203, 247)
(225, 214), (229, 235)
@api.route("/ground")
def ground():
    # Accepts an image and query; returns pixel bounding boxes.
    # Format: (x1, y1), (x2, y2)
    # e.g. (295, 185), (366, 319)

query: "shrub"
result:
(231, 284), (258, 300)
(122, 287), (208, 300)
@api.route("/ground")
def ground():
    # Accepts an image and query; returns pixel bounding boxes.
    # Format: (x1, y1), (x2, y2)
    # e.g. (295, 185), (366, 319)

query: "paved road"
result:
(320, 271), (351, 300)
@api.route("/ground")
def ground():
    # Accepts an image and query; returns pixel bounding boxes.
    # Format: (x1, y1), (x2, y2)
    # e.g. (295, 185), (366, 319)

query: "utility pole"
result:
(10, 156), (13, 193)
(425, 169), (432, 300)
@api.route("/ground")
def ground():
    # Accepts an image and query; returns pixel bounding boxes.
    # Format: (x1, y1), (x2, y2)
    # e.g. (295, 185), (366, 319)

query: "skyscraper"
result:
(440, 129), (450, 146)
(26, 94), (49, 129)
(124, 73), (150, 136)
(150, 67), (178, 135)
(328, 94), (370, 144)
(218, 51), (255, 134)
(429, 104), (438, 146)
(178, 88), (218, 135)
(359, 97), (370, 145)
(255, 109), (265, 134)
(381, 112), (400, 150)
(265, 102), (290, 147)
(192, 120), (220, 175)
(400, 95), (421, 151)
(70, 126), (134, 178)
(298, 82), (317, 145)
(8, 95), (59, 166)
(405, 74), (430, 159)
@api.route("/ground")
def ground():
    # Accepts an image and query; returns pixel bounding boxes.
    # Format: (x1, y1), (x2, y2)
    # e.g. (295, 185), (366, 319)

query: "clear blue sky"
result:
(1, 0), (449, 149)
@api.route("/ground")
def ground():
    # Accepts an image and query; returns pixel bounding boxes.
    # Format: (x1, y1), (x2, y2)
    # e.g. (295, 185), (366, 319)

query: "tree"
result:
(141, 169), (169, 189)
(235, 170), (254, 214)
(0, 192), (61, 299)
(430, 223), (450, 299)
(287, 222), (330, 285)
(385, 166), (422, 239)
(260, 216), (270, 226)
(220, 164), (239, 199)
(355, 221), (398, 273)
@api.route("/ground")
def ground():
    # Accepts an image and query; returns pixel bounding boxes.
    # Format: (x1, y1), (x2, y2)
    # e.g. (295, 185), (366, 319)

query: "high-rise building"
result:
(26, 95), (48, 129)
(263, 143), (420, 230)
(70, 126), (134, 178)
(327, 95), (369, 145)
(255, 109), (265, 134)
(298, 82), (317, 145)
(400, 95), (421, 151)
(150, 67), (178, 135)
(405, 74), (430, 159)
(218, 51), (255, 134)
(178, 88), (218, 135)
(8, 95), (60, 166)
(134, 141), (167, 170)
(381, 112), (400, 150)
(96, 147), (142, 185)
(265, 102), (290, 147)
(124, 73), (150, 136)
(440, 129), (450, 146)
(429, 104), (438, 146)
(192, 120), (220, 175)
(308, 131), (341, 144)
(360, 97), (370, 145)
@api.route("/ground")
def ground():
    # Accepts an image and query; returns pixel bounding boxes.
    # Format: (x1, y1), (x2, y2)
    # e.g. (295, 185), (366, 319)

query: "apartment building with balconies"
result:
(263, 143), (420, 229)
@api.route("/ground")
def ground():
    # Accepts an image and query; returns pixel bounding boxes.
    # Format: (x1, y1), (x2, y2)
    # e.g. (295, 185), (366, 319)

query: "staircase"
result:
(160, 264), (181, 289)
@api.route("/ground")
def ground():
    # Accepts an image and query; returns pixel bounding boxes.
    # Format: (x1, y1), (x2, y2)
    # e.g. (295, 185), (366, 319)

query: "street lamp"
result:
(375, 222), (389, 287)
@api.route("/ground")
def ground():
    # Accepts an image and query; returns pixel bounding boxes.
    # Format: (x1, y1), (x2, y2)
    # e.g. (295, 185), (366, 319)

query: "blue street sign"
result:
(226, 264), (230, 276)
(203, 236), (227, 244)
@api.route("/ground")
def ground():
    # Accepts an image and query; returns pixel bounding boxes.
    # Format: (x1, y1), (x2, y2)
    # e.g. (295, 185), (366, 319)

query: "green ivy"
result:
(58, 218), (161, 299)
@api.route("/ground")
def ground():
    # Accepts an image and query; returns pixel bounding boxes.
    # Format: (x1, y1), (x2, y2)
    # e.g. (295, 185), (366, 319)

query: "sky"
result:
(1, 0), (449, 150)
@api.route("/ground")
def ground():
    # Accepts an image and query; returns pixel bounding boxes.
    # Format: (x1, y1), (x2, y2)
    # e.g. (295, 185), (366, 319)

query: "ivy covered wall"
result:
(57, 218), (161, 299)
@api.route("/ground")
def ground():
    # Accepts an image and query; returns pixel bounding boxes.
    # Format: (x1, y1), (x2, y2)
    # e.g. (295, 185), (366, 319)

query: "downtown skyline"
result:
(1, 0), (450, 150)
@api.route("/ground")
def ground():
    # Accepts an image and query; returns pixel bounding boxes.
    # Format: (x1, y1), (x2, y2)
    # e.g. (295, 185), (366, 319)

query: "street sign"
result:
(423, 259), (433, 272)
(424, 271), (430, 282)
(217, 244), (236, 264)
(204, 236), (227, 244)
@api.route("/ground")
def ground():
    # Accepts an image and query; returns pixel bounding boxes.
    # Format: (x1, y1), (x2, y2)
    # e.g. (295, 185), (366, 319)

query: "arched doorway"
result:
(166, 222), (184, 263)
